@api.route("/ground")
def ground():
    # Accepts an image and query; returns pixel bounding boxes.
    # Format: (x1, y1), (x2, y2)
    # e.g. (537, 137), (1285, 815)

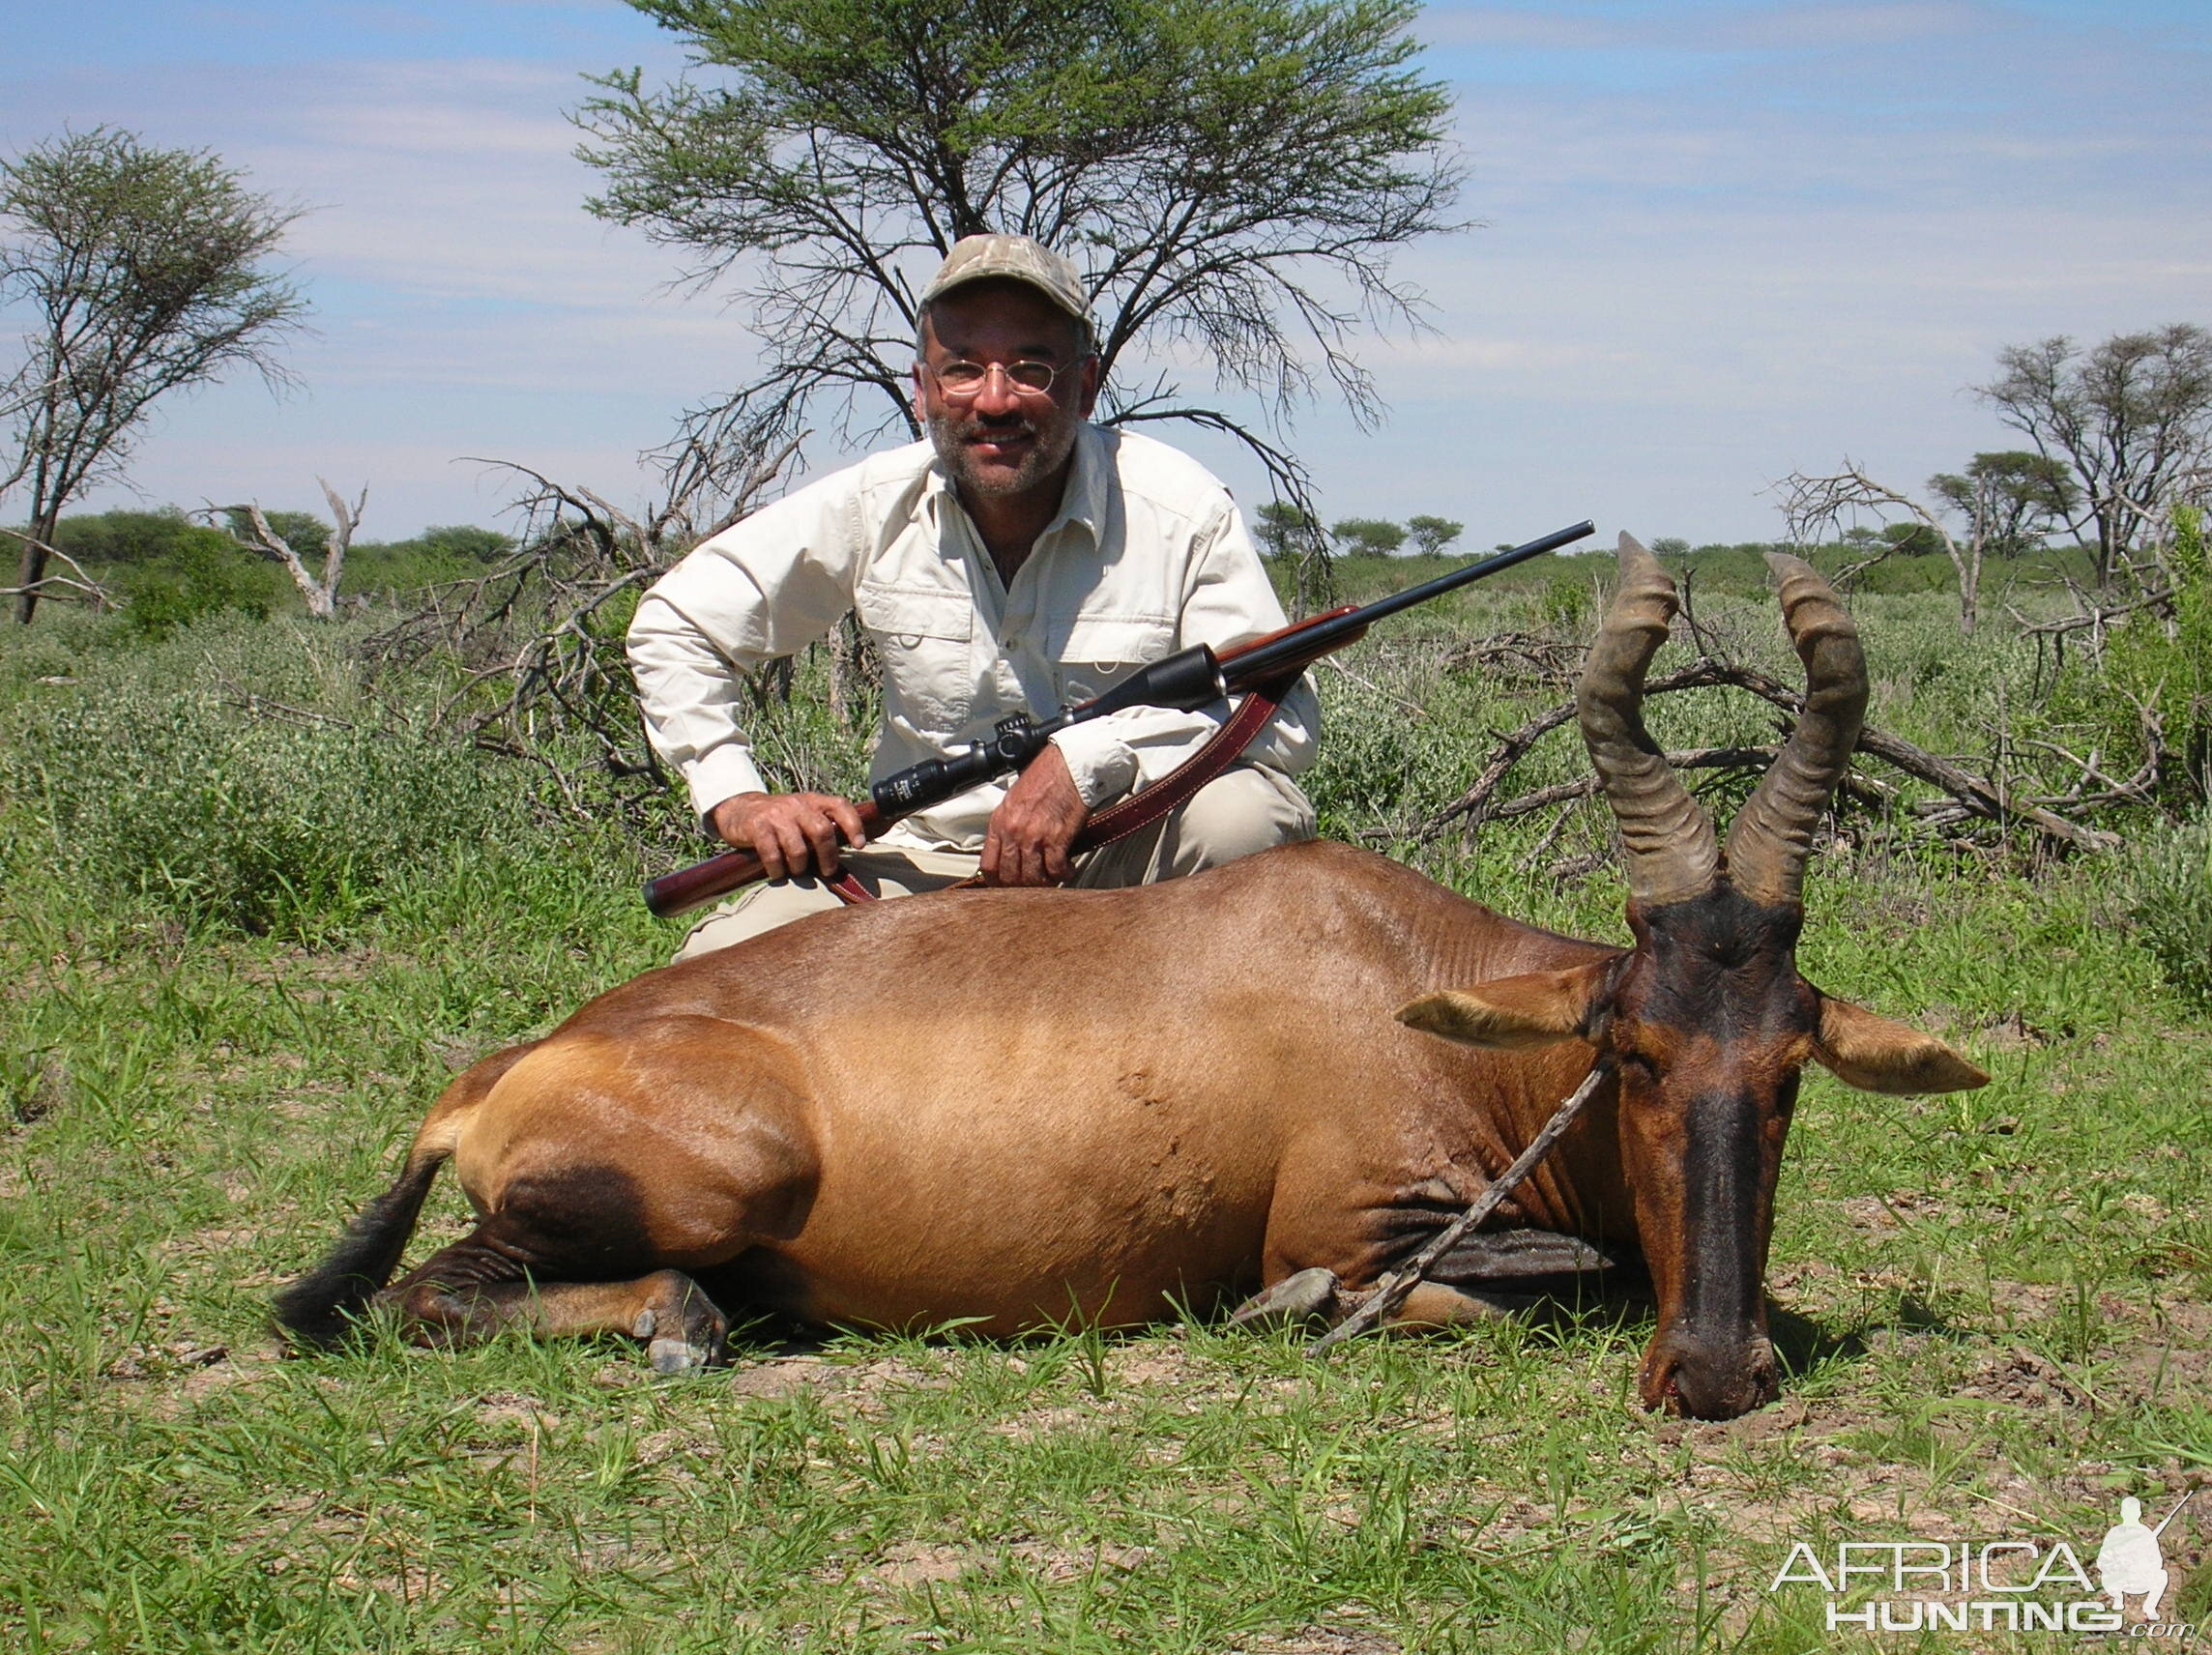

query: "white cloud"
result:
(1697, 1), (1977, 49)
(1419, 0), (1979, 53)
(0, 49), (765, 530)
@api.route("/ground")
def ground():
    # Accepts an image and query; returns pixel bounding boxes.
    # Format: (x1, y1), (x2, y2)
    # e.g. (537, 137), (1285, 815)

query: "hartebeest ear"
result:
(1396, 963), (1612, 1050)
(1813, 997), (1991, 1094)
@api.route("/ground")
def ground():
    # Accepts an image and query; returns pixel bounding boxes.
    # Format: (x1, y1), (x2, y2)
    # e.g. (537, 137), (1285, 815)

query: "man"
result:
(628, 233), (1319, 958)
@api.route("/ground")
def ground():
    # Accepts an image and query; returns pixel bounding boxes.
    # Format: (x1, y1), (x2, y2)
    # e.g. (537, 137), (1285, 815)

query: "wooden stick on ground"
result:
(1307, 1060), (1615, 1356)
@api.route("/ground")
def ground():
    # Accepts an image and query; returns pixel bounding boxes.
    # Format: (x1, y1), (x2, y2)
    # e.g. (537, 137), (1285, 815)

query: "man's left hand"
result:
(982, 743), (1090, 886)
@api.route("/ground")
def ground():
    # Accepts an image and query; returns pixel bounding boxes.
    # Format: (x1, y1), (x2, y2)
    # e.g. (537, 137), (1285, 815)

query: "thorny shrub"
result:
(2041, 506), (2212, 812)
(0, 615), (537, 936)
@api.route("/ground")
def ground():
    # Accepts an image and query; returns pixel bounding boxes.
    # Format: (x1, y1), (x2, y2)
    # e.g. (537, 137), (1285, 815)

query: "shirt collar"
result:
(1055, 421), (1108, 544)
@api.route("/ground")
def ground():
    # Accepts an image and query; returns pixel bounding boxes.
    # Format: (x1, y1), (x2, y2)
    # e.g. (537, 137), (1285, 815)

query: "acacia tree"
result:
(1928, 450), (2077, 562)
(1406, 512), (1462, 556)
(575, 0), (1462, 544)
(1252, 499), (1319, 557)
(1, 130), (307, 622)
(1977, 325), (2212, 589)
(1330, 515), (1404, 556)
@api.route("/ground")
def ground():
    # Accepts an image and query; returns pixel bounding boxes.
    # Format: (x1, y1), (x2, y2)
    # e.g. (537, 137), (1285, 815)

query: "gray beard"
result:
(927, 410), (1077, 501)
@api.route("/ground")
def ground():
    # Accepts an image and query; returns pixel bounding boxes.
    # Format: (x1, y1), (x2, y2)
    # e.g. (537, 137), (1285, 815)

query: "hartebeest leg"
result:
(1386, 1282), (1531, 1326)
(1425, 1228), (1615, 1282)
(377, 1241), (732, 1372)
(1227, 1268), (1528, 1334)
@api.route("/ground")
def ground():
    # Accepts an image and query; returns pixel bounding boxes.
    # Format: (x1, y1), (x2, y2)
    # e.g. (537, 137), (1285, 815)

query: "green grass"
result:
(0, 598), (2206, 1651)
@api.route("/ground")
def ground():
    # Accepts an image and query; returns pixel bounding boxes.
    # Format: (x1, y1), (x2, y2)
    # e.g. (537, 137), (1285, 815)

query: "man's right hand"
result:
(709, 791), (869, 881)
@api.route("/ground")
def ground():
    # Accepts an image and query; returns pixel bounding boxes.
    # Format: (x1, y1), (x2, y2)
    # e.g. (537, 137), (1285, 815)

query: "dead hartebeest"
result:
(276, 538), (1987, 1419)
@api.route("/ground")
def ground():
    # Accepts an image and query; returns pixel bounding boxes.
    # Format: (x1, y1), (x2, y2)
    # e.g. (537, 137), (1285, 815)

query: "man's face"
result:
(914, 279), (1098, 504)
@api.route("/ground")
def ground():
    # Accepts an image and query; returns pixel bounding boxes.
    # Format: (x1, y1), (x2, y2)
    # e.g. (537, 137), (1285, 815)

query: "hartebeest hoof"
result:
(632, 1271), (731, 1374)
(648, 1336), (718, 1375)
(1228, 1266), (1343, 1328)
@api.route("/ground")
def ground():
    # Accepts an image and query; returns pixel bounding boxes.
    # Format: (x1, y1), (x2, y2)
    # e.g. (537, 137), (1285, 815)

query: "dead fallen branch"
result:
(0, 530), (112, 609)
(368, 424), (802, 821)
(1440, 630), (1585, 686)
(1423, 655), (2123, 855)
(1482, 745), (1779, 822)
(220, 688), (390, 738)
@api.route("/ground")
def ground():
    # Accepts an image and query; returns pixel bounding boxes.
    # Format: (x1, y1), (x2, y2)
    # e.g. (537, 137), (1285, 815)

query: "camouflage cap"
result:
(919, 234), (1091, 327)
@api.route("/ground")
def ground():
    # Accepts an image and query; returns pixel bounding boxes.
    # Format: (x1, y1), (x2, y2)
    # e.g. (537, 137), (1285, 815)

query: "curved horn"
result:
(1576, 535), (1718, 907)
(1723, 553), (1868, 906)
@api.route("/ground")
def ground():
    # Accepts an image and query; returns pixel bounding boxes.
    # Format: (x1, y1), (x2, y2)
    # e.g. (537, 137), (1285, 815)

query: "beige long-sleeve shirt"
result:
(626, 422), (1320, 851)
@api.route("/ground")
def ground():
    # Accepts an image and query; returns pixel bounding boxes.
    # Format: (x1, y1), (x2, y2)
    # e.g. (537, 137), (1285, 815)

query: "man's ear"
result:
(1396, 961), (1613, 1050)
(911, 362), (929, 428)
(1075, 352), (1099, 420)
(1814, 996), (1991, 1094)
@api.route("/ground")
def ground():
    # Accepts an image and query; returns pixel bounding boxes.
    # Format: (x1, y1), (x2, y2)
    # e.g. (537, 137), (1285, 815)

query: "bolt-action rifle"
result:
(643, 519), (1596, 917)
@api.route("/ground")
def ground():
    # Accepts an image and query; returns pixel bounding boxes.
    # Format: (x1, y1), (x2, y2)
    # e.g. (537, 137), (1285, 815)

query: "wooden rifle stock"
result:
(644, 799), (888, 919)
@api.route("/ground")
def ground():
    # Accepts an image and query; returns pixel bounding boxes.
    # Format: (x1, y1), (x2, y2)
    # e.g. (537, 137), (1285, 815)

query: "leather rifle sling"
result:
(825, 670), (1299, 906)
(1068, 670), (1300, 855)
(823, 868), (876, 905)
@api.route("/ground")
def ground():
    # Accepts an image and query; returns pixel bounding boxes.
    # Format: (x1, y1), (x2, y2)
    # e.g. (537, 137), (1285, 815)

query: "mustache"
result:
(950, 413), (1038, 441)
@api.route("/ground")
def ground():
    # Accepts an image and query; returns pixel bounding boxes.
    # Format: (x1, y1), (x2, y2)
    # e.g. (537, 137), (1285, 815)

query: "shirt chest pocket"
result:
(855, 584), (976, 733)
(1050, 613), (1177, 706)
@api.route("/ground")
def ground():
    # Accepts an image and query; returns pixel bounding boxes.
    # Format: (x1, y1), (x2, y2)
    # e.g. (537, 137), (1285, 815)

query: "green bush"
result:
(2038, 506), (2211, 812)
(2, 681), (519, 936)
(344, 525), (516, 597)
(2124, 811), (2212, 1009)
(1541, 569), (1592, 631)
(47, 506), (210, 568)
(124, 532), (276, 638)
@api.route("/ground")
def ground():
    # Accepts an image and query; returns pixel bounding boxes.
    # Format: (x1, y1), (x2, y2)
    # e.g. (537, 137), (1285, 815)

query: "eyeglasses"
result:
(928, 358), (1066, 398)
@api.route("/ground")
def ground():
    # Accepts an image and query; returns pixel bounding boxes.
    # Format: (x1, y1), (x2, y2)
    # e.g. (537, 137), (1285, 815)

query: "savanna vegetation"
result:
(0, 524), (2205, 1651)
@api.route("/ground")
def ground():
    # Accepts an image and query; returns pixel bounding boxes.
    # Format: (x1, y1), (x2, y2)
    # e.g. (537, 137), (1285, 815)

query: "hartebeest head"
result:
(1401, 536), (1988, 1419)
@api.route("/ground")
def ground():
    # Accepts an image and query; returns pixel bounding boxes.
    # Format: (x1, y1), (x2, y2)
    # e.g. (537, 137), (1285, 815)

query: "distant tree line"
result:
(1252, 503), (1465, 560)
(19, 504), (514, 635)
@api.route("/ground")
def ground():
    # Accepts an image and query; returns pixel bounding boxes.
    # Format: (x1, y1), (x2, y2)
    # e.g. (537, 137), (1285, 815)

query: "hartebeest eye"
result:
(1616, 1051), (1658, 1082)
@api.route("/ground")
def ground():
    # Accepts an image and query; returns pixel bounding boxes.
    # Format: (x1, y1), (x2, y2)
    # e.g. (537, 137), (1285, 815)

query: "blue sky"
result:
(4, 1), (2207, 547)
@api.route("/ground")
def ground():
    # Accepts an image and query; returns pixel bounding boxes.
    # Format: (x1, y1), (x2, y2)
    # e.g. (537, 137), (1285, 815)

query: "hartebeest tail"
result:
(273, 1043), (533, 1350)
(272, 1150), (449, 1349)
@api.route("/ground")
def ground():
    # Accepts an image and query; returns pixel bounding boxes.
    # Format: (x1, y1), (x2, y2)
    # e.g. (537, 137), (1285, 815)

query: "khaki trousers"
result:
(674, 765), (1315, 961)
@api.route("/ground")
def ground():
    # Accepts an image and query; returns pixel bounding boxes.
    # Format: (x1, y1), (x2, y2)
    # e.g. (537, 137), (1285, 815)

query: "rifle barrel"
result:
(1353, 519), (1596, 622)
(1222, 520), (1594, 685)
